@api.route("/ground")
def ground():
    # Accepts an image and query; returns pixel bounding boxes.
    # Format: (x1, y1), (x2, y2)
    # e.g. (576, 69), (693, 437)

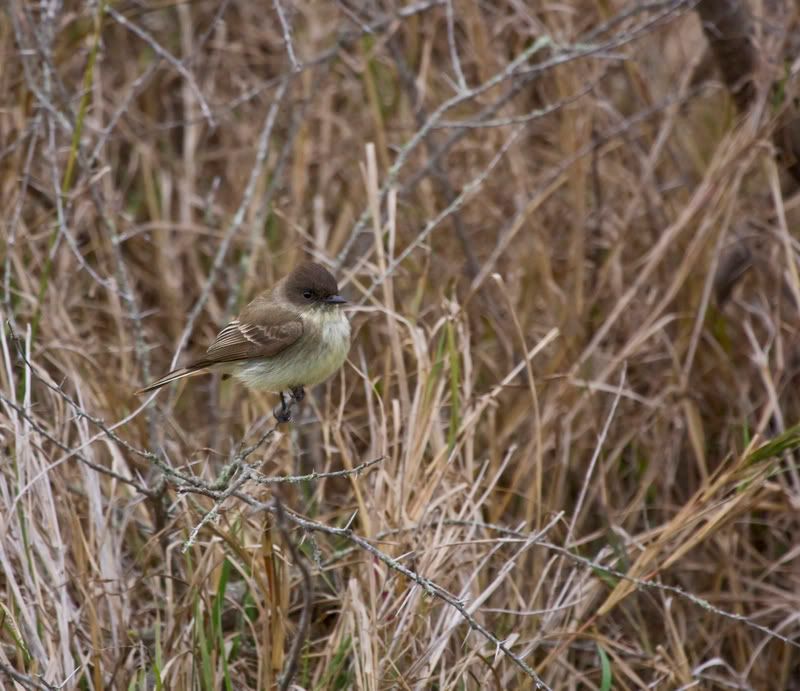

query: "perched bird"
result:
(136, 262), (351, 422)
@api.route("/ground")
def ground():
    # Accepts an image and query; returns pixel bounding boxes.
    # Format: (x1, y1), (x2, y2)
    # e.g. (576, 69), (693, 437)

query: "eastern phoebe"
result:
(136, 262), (350, 422)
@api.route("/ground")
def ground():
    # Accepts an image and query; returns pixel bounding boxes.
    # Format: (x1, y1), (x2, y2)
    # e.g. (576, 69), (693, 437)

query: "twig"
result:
(333, 0), (374, 33)
(0, 662), (55, 691)
(171, 473), (552, 686)
(445, 0), (467, 92)
(544, 537), (800, 651)
(234, 80), (310, 309)
(335, 34), (553, 268)
(93, 185), (159, 446)
(9, 322), (294, 503)
(10, 327), (153, 462)
(415, 512), (564, 676)
(386, 35), (483, 289)
(399, 1), (693, 200)
(378, 519), (800, 652)
(24, 0), (106, 343)
(7, 1), (73, 134)
(7, 324), (201, 489)
(182, 422), (282, 549)
(106, 6), (216, 126)
(236, 422), (282, 463)
(336, 0), (695, 271)
(432, 80), (596, 129)
(175, 453), (381, 496)
(89, 0), (230, 163)
(358, 124), (527, 304)
(273, 0), (301, 71)
(87, 61), (159, 167)
(0, 392), (150, 499)
(182, 466), (254, 551)
(260, 503), (553, 689)
(250, 456), (384, 485)
(43, 109), (117, 293)
(20, 1), (72, 118)
(3, 112), (41, 332)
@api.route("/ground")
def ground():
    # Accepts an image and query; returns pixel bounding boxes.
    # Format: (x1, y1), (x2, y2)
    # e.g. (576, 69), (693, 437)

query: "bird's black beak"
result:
(324, 294), (347, 305)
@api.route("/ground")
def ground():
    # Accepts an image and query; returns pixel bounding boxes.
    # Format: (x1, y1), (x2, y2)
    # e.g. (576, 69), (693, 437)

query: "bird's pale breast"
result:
(230, 310), (350, 391)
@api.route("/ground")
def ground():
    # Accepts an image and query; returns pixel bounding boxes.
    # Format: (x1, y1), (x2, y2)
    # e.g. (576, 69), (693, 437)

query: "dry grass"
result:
(3, 0), (800, 688)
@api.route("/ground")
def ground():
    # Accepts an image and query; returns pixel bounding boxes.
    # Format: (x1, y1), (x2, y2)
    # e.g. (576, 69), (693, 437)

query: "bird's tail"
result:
(135, 366), (206, 395)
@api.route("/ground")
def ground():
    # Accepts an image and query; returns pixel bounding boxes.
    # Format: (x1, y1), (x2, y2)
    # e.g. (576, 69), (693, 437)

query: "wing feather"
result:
(189, 304), (303, 367)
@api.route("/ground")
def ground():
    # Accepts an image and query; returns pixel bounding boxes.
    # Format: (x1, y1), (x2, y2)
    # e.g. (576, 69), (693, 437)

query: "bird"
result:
(136, 262), (351, 422)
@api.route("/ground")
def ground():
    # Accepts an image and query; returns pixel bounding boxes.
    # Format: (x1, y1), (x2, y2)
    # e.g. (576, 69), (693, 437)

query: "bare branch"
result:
(335, 34), (554, 268)
(106, 6), (216, 127)
(379, 519), (800, 653)
(445, 0), (467, 92)
(182, 465), (255, 551)
(250, 456), (384, 485)
(0, 661), (56, 691)
(271, 505), (553, 689)
(336, 0), (695, 270)
(273, 0), (301, 72)
(0, 392), (151, 497)
(358, 124), (527, 304)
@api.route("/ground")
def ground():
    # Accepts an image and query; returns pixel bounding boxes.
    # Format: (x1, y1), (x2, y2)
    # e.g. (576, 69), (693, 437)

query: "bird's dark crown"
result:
(286, 262), (340, 306)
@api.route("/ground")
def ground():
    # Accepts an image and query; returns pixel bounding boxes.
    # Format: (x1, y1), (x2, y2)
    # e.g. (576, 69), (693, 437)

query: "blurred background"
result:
(3, 0), (800, 688)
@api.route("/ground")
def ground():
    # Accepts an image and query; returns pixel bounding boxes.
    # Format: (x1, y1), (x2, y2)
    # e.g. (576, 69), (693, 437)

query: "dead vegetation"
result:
(2, 0), (800, 688)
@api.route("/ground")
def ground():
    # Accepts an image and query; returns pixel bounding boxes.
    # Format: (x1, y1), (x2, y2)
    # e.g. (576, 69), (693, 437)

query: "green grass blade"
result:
(597, 643), (613, 691)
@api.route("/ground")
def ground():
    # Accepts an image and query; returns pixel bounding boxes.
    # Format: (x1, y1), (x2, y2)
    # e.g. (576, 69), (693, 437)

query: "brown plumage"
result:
(194, 307), (303, 367)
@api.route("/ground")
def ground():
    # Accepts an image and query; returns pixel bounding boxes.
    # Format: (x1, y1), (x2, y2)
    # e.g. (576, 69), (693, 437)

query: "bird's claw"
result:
(273, 392), (293, 423)
(273, 388), (305, 424)
(273, 403), (293, 424)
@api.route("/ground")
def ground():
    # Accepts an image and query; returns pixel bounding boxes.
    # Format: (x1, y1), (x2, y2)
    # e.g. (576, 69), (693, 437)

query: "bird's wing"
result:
(191, 304), (303, 366)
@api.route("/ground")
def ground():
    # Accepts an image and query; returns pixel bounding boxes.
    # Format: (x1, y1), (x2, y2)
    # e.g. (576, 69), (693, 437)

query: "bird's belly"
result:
(231, 316), (350, 392)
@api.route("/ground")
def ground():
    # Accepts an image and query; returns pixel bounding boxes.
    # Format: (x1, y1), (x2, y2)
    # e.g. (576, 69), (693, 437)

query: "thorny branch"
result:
(374, 519), (800, 653)
(277, 518), (551, 689)
(180, 455), (385, 547)
(0, 392), (150, 497)
(250, 456), (385, 485)
(172, 484), (555, 690)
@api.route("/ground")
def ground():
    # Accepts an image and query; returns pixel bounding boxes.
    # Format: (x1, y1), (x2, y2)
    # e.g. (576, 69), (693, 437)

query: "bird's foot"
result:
(273, 391), (293, 424)
(273, 388), (306, 424)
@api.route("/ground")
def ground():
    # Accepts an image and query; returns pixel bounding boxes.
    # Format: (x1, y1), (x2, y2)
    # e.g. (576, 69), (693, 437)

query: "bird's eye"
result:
(303, 290), (313, 300)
